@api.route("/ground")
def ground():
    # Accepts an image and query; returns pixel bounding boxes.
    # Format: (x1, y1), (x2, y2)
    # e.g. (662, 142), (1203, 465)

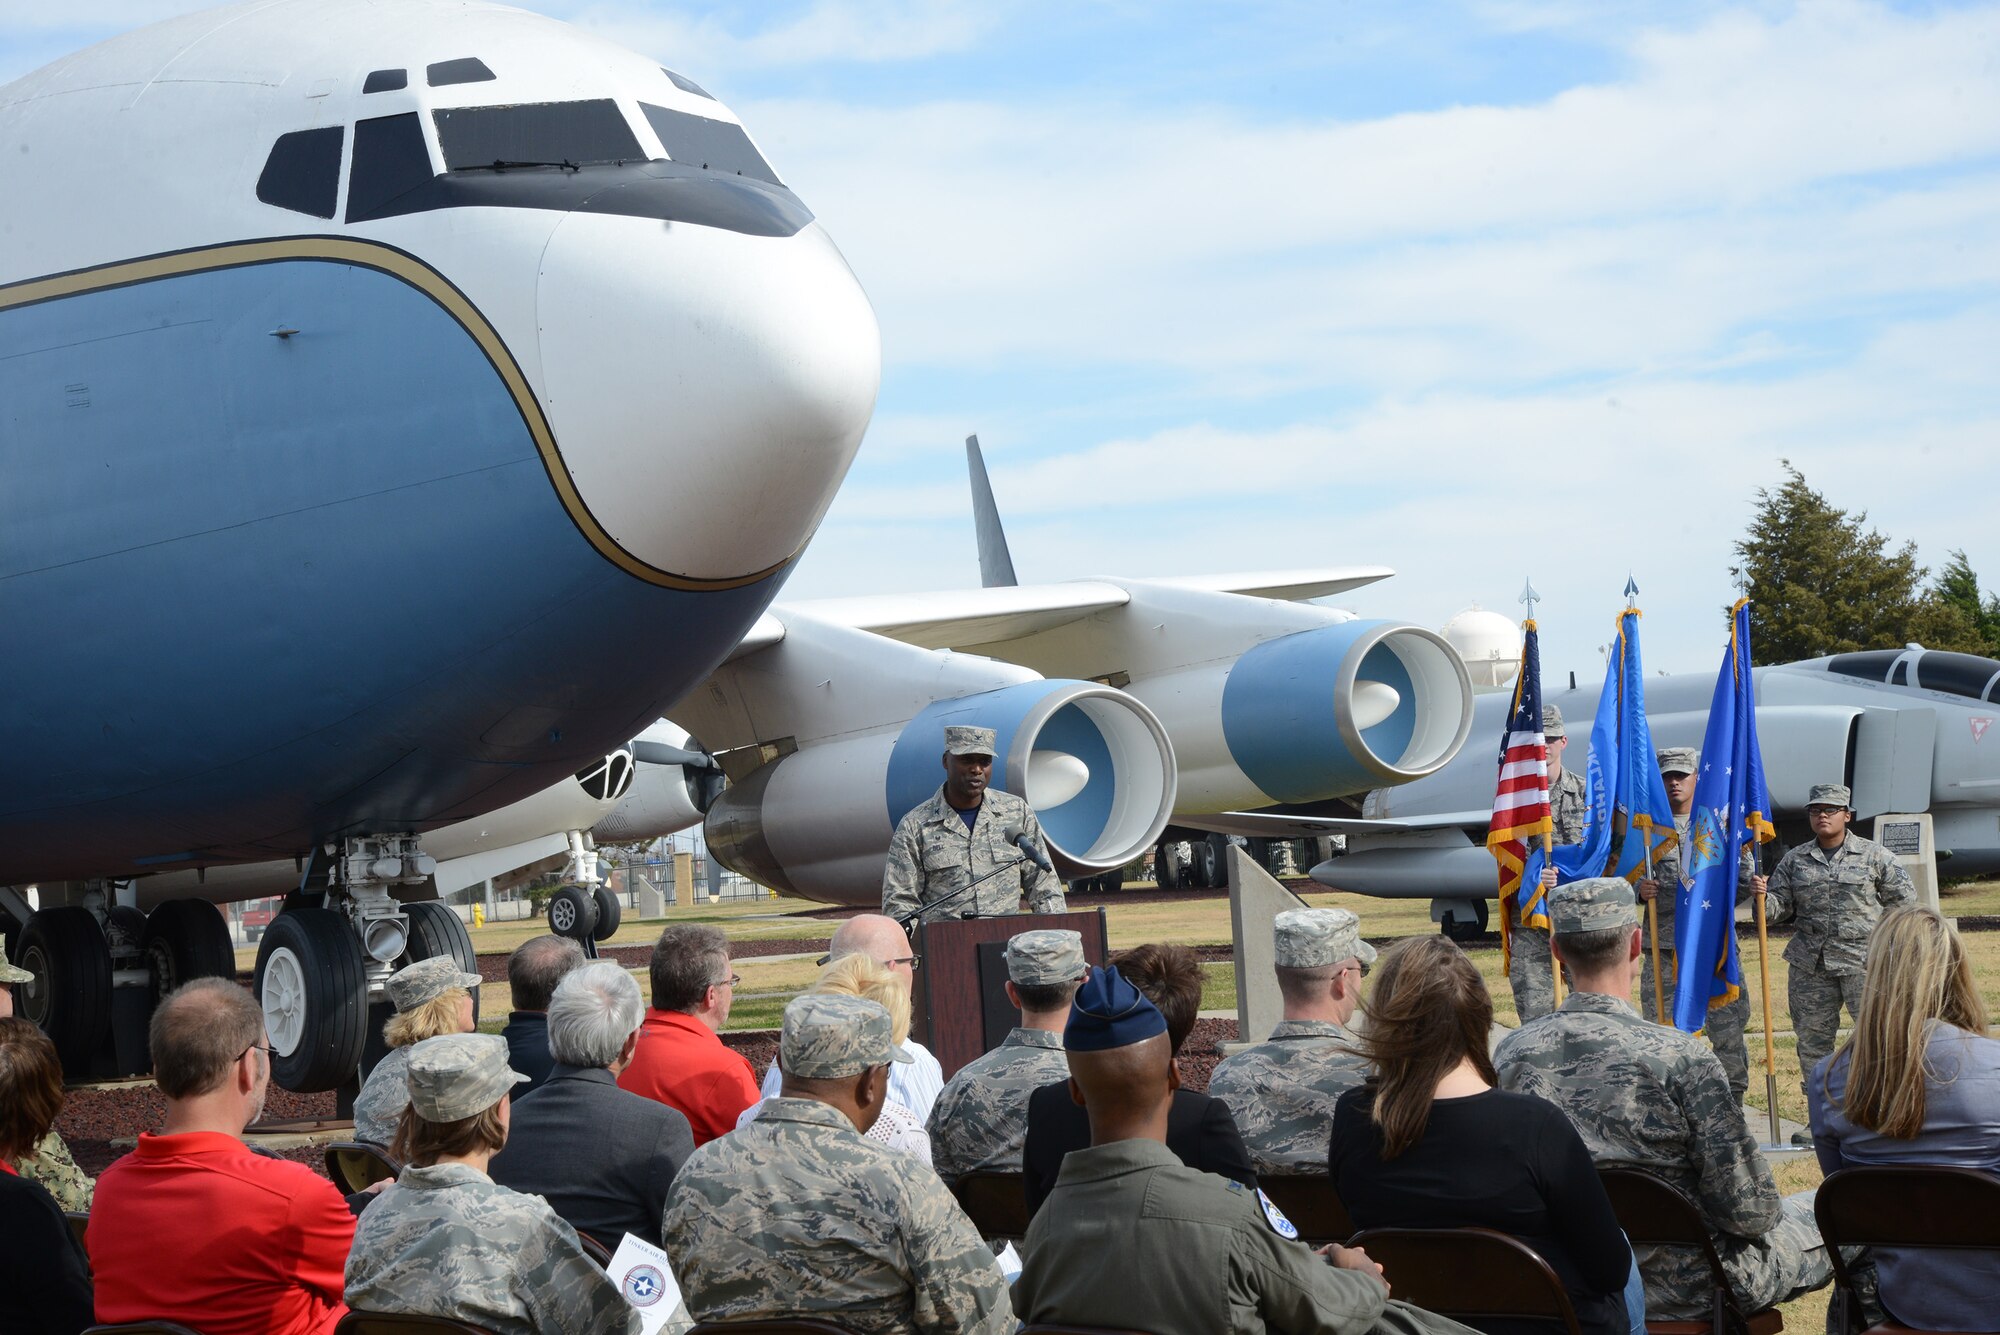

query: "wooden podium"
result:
(911, 909), (1109, 1079)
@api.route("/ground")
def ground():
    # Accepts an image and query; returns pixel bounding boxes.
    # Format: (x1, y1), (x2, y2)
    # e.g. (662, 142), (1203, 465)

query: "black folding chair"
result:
(1815, 1165), (2000, 1335)
(1349, 1226), (1582, 1335)
(950, 1169), (1030, 1239)
(575, 1230), (615, 1269)
(1256, 1174), (1355, 1246)
(1598, 1166), (1784, 1335)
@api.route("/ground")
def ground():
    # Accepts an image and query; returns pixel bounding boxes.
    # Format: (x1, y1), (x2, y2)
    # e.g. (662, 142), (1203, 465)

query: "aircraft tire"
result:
(256, 908), (368, 1093)
(590, 885), (622, 942)
(14, 908), (112, 1076)
(546, 885), (598, 941)
(1096, 866), (1126, 895)
(397, 901), (481, 1023)
(140, 900), (236, 1008)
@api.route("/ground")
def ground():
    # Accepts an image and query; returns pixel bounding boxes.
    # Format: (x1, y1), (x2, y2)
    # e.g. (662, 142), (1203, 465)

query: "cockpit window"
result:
(257, 126), (344, 219)
(434, 100), (643, 171)
(660, 67), (715, 100)
(347, 112), (435, 223)
(362, 68), (407, 93)
(1828, 648), (2000, 701)
(427, 57), (496, 87)
(639, 103), (780, 185)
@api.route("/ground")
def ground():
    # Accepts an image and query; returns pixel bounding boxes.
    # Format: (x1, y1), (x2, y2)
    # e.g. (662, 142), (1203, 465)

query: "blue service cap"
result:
(1064, 964), (1167, 1052)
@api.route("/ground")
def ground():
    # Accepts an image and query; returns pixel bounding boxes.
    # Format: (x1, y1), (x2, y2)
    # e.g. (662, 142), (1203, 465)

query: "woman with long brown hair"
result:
(1808, 905), (1999, 1331)
(1329, 935), (1637, 1335)
(0, 1016), (93, 1334)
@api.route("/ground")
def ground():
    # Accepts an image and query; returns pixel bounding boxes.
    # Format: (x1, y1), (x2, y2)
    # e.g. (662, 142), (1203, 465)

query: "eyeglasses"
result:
(240, 1043), (274, 1061)
(710, 974), (741, 989)
(884, 954), (921, 971)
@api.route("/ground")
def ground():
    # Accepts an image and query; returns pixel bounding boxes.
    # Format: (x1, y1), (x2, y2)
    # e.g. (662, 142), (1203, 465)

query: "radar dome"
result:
(1443, 606), (1520, 691)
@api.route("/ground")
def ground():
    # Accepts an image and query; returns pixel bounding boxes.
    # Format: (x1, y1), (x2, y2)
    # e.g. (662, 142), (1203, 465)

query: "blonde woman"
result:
(1808, 906), (2000, 1332)
(738, 953), (933, 1164)
(353, 955), (480, 1147)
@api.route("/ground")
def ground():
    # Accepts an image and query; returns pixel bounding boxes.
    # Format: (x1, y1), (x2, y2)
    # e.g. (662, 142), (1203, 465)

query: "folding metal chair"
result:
(1598, 1165), (1784, 1335)
(1255, 1174), (1355, 1246)
(1349, 1226), (1582, 1335)
(1815, 1164), (2000, 1335)
(950, 1169), (1030, 1239)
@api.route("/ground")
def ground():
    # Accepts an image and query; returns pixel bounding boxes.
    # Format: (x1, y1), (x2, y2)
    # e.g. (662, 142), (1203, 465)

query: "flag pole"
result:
(1755, 878), (1780, 1146)
(1518, 576), (1562, 1008)
(1646, 851), (1666, 1022)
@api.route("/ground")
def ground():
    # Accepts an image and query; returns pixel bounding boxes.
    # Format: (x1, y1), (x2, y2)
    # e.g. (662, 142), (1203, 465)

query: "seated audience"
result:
(663, 993), (1010, 1334)
(927, 928), (1087, 1180)
(618, 923), (759, 1143)
(759, 912), (946, 1120)
(500, 933), (585, 1093)
(1333, 929), (1636, 1335)
(742, 951), (933, 1162)
(490, 959), (695, 1246)
(88, 978), (354, 1335)
(1024, 941), (1257, 1215)
(345, 1033), (639, 1334)
(0, 1017), (92, 1334)
(353, 954), (480, 1147)
(1015, 966), (1473, 1335)
(1210, 907), (1374, 1175)
(1494, 877), (1830, 1322)
(0, 957), (92, 1211)
(1809, 905), (2000, 1332)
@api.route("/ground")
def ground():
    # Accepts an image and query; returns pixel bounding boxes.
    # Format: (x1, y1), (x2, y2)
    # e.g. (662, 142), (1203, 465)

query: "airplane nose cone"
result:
(535, 214), (880, 585)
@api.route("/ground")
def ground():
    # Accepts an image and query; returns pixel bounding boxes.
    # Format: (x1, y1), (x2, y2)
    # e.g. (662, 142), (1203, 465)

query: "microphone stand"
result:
(896, 857), (1036, 932)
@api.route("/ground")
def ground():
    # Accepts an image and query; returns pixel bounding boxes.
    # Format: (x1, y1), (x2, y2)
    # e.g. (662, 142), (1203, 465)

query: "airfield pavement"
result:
(62, 876), (2000, 1330)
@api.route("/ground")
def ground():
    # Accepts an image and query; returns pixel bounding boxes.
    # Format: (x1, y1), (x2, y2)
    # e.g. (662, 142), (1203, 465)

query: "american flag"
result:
(1487, 618), (1554, 966)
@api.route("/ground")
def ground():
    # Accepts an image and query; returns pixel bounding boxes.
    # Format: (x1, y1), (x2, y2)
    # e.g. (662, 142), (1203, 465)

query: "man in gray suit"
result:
(489, 960), (696, 1247)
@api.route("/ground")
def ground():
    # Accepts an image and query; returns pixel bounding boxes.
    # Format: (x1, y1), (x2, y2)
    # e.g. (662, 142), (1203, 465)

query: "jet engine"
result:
(677, 614), (1176, 904)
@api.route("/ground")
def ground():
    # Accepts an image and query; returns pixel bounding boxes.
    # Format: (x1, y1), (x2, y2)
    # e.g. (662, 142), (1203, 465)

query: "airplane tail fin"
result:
(965, 434), (1019, 588)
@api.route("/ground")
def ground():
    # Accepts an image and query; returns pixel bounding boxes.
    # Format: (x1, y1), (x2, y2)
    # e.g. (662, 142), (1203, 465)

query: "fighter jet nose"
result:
(535, 215), (880, 585)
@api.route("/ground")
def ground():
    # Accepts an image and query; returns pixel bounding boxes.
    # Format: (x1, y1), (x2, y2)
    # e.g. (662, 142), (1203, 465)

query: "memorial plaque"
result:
(1879, 821), (1924, 857)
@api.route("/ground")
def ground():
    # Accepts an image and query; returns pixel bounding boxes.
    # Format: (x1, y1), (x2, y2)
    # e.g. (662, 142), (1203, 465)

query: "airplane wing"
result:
(1182, 809), (1492, 839)
(783, 567), (1393, 653)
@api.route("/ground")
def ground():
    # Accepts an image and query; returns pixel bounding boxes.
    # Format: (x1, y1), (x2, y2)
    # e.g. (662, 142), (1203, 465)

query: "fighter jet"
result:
(1274, 644), (2000, 938)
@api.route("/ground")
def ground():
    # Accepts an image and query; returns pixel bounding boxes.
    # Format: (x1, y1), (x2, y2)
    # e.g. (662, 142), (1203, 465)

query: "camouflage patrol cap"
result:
(1656, 747), (1699, 776)
(943, 725), (998, 757)
(1273, 908), (1376, 968)
(1549, 877), (1639, 935)
(386, 954), (481, 1013)
(0, 958), (31, 984)
(781, 993), (913, 1079)
(1807, 783), (1852, 810)
(404, 1033), (526, 1122)
(1541, 705), (1566, 739)
(1005, 929), (1087, 986)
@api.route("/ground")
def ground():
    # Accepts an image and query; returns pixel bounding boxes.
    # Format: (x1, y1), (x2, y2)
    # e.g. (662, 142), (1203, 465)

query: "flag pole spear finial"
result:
(1519, 577), (1540, 623)
(1624, 574), (1640, 609)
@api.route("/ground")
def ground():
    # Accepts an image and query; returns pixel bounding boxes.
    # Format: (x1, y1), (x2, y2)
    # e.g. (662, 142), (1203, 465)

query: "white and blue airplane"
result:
(1, 0), (879, 1086)
(3, 0), (1481, 1092)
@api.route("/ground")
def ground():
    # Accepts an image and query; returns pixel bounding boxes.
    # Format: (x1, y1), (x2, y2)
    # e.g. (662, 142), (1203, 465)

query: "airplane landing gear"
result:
(14, 907), (111, 1076)
(543, 830), (617, 954)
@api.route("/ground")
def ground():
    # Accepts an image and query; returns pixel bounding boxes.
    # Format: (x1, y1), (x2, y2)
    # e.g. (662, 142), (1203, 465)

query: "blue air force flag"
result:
(1670, 599), (1776, 1032)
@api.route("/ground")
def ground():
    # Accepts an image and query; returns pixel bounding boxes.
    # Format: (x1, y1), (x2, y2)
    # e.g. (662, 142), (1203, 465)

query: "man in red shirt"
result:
(88, 977), (354, 1335)
(617, 923), (758, 1143)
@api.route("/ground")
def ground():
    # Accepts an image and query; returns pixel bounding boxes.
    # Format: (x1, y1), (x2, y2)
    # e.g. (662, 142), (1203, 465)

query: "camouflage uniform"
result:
(346, 1032), (638, 1335)
(346, 1163), (638, 1335)
(1208, 1020), (1369, 1175)
(881, 786), (1065, 923)
(665, 993), (1008, 1334)
(353, 1045), (411, 1147)
(1639, 809), (1757, 1102)
(1507, 760), (1588, 1022)
(1495, 989), (1831, 1316)
(1764, 811), (1915, 1098)
(1208, 906), (1375, 1175)
(928, 1027), (1069, 1179)
(14, 1129), (94, 1212)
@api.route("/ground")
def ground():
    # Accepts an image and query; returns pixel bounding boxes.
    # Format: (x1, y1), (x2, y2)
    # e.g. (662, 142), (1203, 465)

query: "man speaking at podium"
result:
(882, 726), (1067, 924)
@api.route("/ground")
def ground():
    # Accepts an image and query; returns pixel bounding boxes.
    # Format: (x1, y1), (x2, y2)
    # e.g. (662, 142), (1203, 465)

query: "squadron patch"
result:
(1256, 1188), (1299, 1240)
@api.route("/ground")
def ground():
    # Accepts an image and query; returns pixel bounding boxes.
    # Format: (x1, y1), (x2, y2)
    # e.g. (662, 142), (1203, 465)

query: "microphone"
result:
(1001, 824), (1053, 872)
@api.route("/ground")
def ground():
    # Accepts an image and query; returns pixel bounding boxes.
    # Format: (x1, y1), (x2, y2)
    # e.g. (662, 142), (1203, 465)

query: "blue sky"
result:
(6, 0), (1999, 680)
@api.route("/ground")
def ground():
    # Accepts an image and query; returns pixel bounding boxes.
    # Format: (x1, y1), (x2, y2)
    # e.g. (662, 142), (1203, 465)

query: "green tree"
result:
(1732, 462), (1928, 661)
(1931, 548), (2000, 654)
